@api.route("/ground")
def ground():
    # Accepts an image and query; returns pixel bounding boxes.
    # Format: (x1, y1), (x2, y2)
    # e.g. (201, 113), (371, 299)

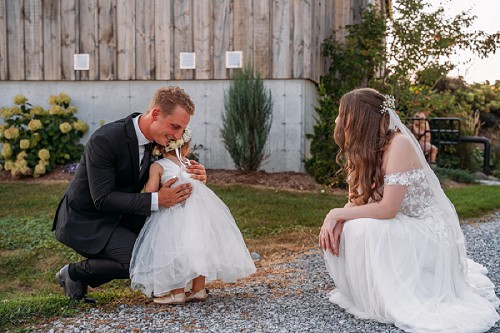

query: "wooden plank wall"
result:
(0, 0), (373, 82)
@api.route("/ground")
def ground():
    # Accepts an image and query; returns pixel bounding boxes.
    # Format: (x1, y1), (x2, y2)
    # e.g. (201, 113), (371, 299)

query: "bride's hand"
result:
(332, 221), (344, 257)
(319, 209), (341, 254)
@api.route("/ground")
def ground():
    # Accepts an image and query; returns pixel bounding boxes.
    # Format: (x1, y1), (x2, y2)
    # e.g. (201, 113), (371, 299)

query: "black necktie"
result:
(139, 143), (151, 179)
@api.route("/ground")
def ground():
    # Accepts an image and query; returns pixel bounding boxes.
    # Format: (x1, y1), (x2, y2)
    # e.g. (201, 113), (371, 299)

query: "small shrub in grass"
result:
(0, 93), (88, 178)
(435, 167), (477, 184)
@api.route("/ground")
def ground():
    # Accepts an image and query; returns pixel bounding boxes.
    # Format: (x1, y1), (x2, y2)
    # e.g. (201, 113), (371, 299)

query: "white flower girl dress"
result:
(130, 154), (256, 297)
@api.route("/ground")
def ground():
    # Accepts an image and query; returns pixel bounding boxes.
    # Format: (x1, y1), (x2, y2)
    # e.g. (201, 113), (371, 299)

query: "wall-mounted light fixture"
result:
(226, 51), (243, 68)
(179, 52), (196, 69)
(74, 54), (90, 70)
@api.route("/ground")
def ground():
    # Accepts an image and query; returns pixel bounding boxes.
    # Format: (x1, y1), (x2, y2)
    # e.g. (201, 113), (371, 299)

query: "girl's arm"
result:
(144, 162), (163, 193)
(328, 135), (417, 221)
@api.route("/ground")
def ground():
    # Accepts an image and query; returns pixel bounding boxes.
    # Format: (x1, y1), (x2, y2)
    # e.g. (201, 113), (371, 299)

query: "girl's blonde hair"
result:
(334, 88), (394, 205)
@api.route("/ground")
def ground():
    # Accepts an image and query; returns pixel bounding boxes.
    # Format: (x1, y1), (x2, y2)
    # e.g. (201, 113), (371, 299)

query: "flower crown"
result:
(164, 126), (192, 152)
(380, 95), (395, 115)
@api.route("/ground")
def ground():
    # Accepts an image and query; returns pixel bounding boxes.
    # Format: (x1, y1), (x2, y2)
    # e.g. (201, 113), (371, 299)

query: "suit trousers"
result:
(68, 224), (138, 288)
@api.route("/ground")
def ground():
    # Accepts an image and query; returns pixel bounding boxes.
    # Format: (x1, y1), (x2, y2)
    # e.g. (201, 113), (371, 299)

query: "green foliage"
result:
(304, 84), (344, 186)
(0, 93), (88, 178)
(452, 82), (500, 121)
(305, 5), (386, 186)
(384, 0), (499, 92)
(307, 0), (500, 184)
(383, 0), (499, 117)
(222, 66), (273, 171)
(434, 167), (477, 184)
(402, 78), (500, 121)
(321, 4), (386, 98)
(0, 216), (56, 250)
(403, 79), (500, 171)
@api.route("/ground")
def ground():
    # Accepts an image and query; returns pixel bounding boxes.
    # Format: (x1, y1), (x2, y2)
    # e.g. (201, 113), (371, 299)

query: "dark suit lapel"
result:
(126, 114), (140, 186)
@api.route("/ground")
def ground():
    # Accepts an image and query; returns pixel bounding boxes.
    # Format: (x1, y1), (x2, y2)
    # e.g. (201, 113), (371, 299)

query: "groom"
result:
(52, 86), (207, 301)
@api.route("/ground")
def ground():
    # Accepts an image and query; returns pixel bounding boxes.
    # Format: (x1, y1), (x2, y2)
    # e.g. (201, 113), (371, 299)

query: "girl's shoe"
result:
(186, 288), (208, 302)
(153, 292), (186, 305)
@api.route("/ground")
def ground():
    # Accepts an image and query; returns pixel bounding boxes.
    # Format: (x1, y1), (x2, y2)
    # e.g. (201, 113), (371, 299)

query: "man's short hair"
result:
(149, 86), (195, 116)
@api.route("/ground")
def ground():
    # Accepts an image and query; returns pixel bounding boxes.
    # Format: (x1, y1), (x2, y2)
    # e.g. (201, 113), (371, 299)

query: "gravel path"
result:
(37, 215), (500, 333)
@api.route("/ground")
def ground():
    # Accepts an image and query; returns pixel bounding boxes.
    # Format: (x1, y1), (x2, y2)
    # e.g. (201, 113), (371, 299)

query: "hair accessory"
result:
(164, 126), (192, 152)
(380, 95), (395, 115)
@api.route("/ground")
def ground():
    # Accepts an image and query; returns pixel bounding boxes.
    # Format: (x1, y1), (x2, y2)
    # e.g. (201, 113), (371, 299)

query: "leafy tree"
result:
(322, 5), (387, 97)
(306, 0), (500, 185)
(222, 66), (273, 171)
(383, 0), (500, 114)
(305, 5), (386, 186)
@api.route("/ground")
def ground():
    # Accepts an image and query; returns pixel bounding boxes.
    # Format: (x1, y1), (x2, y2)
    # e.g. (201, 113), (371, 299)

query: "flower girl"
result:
(130, 127), (256, 305)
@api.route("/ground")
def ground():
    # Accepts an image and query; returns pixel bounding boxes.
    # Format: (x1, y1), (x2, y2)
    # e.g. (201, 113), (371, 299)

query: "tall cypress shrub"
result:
(222, 66), (273, 171)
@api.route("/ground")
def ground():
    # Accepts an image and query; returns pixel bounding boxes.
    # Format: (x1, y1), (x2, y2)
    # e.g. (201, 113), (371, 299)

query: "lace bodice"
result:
(384, 169), (434, 217)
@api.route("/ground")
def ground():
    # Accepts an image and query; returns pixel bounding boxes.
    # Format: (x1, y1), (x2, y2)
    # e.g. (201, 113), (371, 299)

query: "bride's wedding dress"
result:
(324, 110), (499, 333)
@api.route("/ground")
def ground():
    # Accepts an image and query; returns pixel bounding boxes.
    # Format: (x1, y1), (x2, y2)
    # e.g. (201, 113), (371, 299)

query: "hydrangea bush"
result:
(0, 93), (88, 178)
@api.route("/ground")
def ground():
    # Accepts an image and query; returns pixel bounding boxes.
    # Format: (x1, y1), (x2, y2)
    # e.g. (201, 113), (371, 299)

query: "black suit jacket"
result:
(52, 113), (152, 254)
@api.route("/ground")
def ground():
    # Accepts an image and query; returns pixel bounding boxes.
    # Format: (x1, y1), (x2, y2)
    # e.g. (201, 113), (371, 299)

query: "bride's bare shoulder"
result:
(389, 133), (413, 148)
(383, 133), (419, 173)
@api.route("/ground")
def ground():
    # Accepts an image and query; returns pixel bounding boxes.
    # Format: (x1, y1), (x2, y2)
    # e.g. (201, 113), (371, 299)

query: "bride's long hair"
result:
(334, 88), (394, 205)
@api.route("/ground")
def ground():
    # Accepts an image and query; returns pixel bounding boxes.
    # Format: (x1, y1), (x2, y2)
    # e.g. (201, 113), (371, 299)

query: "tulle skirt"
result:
(324, 213), (499, 333)
(130, 181), (256, 297)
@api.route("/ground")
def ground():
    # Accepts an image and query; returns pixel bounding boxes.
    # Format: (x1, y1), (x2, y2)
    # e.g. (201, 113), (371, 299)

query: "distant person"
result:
(53, 86), (207, 301)
(410, 110), (438, 163)
(319, 88), (499, 332)
(130, 128), (256, 305)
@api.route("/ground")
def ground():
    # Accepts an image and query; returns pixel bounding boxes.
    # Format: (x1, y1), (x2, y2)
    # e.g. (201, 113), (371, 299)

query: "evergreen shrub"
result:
(222, 66), (273, 171)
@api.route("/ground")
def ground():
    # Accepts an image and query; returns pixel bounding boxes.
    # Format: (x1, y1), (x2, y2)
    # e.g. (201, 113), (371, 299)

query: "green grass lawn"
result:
(0, 182), (499, 331)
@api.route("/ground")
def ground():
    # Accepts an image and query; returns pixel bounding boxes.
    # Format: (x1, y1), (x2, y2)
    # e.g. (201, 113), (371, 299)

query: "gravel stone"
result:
(32, 218), (500, 333)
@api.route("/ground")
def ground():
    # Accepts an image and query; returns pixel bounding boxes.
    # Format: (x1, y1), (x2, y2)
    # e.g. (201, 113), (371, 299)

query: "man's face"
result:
(151, 105), (190, 146)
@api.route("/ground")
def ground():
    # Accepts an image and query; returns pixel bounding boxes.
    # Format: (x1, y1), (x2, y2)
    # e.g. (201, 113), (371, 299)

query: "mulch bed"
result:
(0, 167), (323, 192)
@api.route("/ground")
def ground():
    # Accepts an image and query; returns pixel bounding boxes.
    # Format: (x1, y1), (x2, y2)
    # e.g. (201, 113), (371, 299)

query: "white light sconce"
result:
(226, 51), (243, 68)
(179, 52), (196, 69)
(73, 54), (90, 70)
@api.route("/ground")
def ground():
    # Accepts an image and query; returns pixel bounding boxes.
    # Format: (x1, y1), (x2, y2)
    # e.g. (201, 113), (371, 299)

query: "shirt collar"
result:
(132, 115), (150, 146)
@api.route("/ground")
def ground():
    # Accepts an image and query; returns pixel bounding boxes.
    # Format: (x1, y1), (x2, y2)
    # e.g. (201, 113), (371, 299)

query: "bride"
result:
(320, 88), (499, 332)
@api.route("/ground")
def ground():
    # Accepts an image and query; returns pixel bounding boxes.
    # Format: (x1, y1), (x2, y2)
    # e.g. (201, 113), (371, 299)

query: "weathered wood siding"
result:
(0, 0), (371, 82)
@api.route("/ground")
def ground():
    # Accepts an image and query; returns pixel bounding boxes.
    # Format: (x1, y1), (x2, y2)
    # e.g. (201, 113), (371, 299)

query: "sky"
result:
(431, 0), (500, 84)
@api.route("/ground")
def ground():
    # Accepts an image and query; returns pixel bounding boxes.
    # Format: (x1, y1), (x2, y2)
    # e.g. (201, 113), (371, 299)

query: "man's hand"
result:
(187, 160), (207, 184)
(157, 177), (192, 207)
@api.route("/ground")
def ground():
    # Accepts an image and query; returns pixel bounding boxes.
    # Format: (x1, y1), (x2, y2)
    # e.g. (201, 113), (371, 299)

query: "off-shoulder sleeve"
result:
(384, 169), (425, 186)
